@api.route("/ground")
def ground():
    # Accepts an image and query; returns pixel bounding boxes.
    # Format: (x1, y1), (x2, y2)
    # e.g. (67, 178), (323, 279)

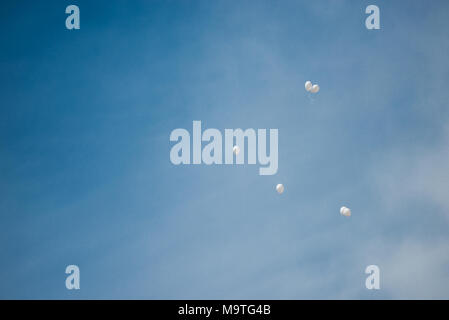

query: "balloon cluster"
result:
(237, 79), (350, 217)
(305, 80), (320, 94)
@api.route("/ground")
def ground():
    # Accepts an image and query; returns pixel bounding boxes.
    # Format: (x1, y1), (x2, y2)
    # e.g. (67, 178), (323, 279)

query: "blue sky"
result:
(1, 0), (449, 299)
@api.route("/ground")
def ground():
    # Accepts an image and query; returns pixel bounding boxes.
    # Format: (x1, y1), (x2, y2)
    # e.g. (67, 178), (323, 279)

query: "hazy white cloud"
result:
(373, 127), (449, 223)
(382, 241), (449, 299)
(364, 128), (449, 298)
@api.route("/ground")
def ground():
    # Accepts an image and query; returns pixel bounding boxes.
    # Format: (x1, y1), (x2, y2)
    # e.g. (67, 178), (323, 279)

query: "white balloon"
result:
(305, 81), (313, 92)
(276, 184), (284, 194)
(233, 146), (240, 155)
(311, 84), (320, 93)
(340, 206), (351, 217)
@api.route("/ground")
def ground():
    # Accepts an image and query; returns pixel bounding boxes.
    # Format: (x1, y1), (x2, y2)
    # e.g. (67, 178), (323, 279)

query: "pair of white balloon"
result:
(305, 81), (320, 94)
(340, 206), (351, 217)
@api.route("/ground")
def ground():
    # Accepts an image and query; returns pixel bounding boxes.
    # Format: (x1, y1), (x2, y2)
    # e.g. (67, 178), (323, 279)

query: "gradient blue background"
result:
(1, 0), (449, 299)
